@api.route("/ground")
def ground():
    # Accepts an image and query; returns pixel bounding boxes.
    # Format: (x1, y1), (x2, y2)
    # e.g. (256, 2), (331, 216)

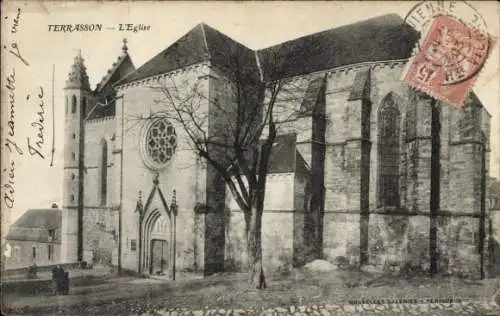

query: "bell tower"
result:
(61, 50), (91, 263)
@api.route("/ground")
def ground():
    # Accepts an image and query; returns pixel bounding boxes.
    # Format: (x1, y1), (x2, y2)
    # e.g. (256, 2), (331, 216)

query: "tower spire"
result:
(65, 49), (90, 90)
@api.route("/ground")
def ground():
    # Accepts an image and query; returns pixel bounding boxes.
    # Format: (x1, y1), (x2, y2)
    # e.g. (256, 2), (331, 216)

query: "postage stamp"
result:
(402, 14), (493, 108)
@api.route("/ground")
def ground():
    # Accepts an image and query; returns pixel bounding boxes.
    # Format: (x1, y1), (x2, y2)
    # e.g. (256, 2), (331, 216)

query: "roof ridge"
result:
(96, 52), (128, 92)
(254, 51), (263, 82)
(199, 23), (212, 59)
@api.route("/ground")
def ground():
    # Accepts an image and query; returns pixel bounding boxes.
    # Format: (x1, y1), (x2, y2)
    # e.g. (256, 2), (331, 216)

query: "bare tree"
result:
(153, 78), (311, 288)
(137, 39), (319, 289)
(123, 27), (319, 288)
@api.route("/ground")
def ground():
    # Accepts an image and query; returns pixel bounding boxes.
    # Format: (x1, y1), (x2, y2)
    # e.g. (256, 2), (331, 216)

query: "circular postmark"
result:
(404, 1), (488, 36)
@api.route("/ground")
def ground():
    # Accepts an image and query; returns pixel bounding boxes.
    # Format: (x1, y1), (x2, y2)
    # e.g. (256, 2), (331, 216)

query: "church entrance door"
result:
(150, 239), (168, 275)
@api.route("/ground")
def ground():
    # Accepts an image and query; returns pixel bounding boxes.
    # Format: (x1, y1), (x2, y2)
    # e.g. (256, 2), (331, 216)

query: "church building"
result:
(61, 14), (492, 278)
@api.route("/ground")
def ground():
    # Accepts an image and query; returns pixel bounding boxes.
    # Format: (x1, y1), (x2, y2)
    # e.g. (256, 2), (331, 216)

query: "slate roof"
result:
(86, 100), (116, 121)
(116, 14), (419, 86)
(258, 14), (419, 81)
(117, 23), (259, 86)
(86, 44), (136, 121)
(6, 209), (61, 243)
(96, 53), (135, 94)
(267, 134), (298, 174)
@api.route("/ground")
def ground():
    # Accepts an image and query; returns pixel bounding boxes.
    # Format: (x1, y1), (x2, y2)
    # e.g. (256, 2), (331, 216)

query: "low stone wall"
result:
(1, 278), (54, 296)
(2, 262), (80, 278)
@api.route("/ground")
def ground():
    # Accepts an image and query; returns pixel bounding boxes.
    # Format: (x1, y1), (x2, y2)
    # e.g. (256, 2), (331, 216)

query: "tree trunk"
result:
(245, 120), (275, 289)
(247, 204), (266, 289)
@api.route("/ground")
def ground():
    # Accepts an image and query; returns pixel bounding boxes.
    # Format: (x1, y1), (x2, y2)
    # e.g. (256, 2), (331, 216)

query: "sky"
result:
(1, 1), (499, 237)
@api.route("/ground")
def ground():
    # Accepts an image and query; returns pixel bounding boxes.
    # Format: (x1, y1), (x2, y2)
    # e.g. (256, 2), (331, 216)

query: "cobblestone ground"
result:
(136, 301), (499, 316)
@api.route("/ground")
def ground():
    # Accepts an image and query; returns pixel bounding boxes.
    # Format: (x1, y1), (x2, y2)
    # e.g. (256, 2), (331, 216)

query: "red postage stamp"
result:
(402, 14), (493, 108)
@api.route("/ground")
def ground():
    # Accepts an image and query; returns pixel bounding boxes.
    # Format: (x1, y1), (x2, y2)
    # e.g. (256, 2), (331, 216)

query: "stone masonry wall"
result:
(116, 63), (209, 273)
(369, 214), (429, 272)
(82, 208), (118, 265)
(437, 216), (481, 275)
(323, 213), (360, 266)
(320, 60), (488, 275)
(225, 173), (296, 274)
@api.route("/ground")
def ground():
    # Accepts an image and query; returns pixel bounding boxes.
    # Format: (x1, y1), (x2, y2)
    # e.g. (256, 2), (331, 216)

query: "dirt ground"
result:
(3, 269), (499, 315)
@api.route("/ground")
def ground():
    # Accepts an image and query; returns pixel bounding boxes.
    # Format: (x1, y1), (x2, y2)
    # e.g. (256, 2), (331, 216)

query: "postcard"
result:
(1, 1), (499, 315)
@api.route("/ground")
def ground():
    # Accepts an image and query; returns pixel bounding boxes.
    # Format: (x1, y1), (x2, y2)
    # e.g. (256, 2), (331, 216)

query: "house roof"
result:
(257, 14), (419, 81)
(117, 23), (259, 86)
(6, 208), (61, 243)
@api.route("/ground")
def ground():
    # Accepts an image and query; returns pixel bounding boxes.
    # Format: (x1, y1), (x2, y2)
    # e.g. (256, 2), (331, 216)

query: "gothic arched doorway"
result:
(140, 208), (170, 275)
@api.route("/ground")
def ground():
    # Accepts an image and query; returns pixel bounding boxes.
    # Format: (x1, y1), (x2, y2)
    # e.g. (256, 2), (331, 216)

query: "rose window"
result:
(145, 118), (177, 167)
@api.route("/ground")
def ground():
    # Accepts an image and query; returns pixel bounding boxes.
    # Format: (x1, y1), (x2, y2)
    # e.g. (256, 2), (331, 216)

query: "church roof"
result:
(86, 101), (116, 121)
(116, 14), (419, 86)
(95, 40), (136, 93)
(117, 23), (259, 86)
(65, 50), (91, 90)
(226, 133), (308, 175)
(6, 208), (61, 243)
(86, 40), (136, 121)
(257, 14), (419, 81)
(268, 134), (305, 174)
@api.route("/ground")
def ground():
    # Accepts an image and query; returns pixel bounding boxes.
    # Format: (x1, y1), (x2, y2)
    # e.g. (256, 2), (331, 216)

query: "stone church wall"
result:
(80, 114), (119, 266)
(323, 213), (360, 266)
(83, 118), (116, 206)
(82, 208), (118, 265)
(436, 216), (481, 275)
(225, 173), (297, 274)
(323, 68), (364, 265)
(368, 214), (430, 272)
(70, 54), (490, 277)
(320, 61), (489, 275)
(116, 64), (210, 273)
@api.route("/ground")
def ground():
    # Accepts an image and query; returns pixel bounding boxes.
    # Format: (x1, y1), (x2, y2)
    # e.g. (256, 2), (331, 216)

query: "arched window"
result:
(377, 93), (401, 208)
(65, 96), (68, 115)
(143, 118), (177, 170)
(71, 95), (77, 114)
(100, 139), (108, 205)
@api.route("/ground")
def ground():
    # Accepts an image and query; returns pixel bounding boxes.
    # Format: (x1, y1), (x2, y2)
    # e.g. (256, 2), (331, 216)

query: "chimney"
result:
(51, 203), (58, 209)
